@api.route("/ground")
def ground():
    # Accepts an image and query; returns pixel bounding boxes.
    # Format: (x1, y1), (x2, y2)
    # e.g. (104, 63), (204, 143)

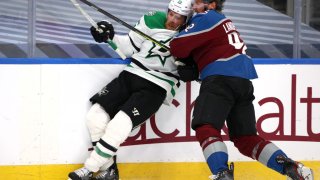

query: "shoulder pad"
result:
(143, 11), (166, 29)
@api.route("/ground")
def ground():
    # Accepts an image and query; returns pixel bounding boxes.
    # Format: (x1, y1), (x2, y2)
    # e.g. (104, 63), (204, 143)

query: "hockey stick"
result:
(77, 0), (170, 51)
(70, 0), (126, 60)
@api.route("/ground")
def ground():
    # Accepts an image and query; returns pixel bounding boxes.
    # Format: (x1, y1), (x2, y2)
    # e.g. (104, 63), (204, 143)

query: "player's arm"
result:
(90, 14), (150, 57)
(170, 17), (211, 58)
(176, 56), (199, 82)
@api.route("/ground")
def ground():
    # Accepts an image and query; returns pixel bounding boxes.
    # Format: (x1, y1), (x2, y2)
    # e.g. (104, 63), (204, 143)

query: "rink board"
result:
(0, 58), (320, 179)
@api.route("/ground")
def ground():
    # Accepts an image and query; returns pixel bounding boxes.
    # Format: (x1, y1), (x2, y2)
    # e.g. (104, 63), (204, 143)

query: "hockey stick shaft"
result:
(70, 0), (126, 59)
(77, 0), (170, 51)
(70, 0), (98, 30)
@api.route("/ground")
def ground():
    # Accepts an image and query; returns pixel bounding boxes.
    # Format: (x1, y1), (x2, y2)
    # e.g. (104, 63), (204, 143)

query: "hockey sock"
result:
(85, 111), (132, 172)
(86, 103), (111, 142)
(99, 158), (115, 171)
(88, 143), (115, 171)
(233, 136), (287, 174)
(203, 137), (229, 175)
(195, 125), (228, 175)
(255, 142), (287, 174)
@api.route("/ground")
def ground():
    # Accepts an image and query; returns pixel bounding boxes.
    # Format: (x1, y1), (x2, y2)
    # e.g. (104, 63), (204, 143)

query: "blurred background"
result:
(0, 0), (319, 58)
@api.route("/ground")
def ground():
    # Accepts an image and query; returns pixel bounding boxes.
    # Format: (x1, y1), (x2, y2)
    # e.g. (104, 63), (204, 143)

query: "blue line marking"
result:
(253, 58), (320, 64)
(0, 58), (320, 65)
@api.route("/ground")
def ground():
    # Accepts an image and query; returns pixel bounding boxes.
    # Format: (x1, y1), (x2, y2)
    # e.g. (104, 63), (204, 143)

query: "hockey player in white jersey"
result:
(68, 0), (193, 179)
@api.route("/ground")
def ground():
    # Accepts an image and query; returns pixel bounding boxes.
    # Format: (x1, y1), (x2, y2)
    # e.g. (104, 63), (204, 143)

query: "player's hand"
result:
(176, 57), (199, 82)
(90, 21), (114, 43)
(177, 64), (199, 82)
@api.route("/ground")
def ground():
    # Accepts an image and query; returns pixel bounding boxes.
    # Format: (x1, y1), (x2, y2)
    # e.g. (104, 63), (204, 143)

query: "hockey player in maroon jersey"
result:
(170, 0), (314, 179)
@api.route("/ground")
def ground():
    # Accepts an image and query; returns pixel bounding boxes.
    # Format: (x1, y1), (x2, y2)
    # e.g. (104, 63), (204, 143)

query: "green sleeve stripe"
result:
(147, 72), (176, 96)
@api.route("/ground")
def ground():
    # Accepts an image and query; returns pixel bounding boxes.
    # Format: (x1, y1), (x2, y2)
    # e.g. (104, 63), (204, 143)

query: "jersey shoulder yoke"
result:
(143, 11), (166, 29)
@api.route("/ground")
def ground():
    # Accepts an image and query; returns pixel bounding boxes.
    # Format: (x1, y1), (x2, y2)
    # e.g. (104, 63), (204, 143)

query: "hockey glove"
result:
(177, 57), (199, 82)
(90, 21), (115, 43)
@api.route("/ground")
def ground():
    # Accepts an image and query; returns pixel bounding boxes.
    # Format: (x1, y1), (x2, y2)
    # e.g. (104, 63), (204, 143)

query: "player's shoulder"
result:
(206, 10), (227, 23)
(192, 10), (226, 22)
(143, 11), (166, 29)
(177, 10), (228, 37)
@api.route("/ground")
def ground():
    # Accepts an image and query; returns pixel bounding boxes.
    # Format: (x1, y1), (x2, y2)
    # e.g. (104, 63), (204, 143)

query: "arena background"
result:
(0, 0), (319, 179)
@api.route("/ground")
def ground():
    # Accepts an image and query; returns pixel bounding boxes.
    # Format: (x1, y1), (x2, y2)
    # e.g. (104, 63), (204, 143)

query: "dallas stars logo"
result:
(146, 38), (172, 66)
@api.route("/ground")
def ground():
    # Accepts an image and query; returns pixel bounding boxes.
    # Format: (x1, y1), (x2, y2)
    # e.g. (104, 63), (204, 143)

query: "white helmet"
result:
(168, 0), (193, 20)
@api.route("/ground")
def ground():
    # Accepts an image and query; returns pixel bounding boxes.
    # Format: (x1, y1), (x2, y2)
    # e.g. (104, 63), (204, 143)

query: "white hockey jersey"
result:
(113, 11), (180, 105)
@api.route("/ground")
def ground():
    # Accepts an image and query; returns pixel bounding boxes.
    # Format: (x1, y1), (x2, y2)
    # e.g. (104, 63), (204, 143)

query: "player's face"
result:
(192, 0), (207, 13)
(166, 10), (186, 30)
